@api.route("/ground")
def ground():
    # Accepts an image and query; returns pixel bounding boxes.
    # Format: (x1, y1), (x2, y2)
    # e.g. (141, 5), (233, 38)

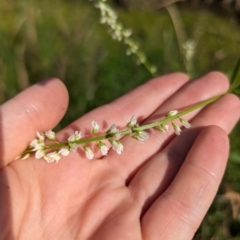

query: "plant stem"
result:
(228, 57), (240, 94)
(136, 94), (222, 131)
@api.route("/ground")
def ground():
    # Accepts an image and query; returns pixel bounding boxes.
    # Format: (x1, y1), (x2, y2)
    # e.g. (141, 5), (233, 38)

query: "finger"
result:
(127, 93), (239, 212)
(56, 73), (189, 152)
(141, 126), (229, 240)
(106, 72), (229, 179)
(0, 78), (69, 167)
(190, 93), (240, 132)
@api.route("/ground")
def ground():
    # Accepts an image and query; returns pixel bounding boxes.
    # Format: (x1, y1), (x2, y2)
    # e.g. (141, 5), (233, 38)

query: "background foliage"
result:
(0, 0), (240, 238)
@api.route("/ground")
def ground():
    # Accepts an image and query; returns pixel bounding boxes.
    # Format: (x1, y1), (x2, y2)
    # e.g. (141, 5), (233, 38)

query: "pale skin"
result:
(0, 72), (239, 240)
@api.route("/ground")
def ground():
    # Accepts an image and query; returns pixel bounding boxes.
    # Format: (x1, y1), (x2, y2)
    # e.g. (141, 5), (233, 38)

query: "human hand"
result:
(0, 72), (239, 240)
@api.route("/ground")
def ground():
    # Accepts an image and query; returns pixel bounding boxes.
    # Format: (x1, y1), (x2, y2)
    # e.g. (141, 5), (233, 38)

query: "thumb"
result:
(0, 78), (69, 168)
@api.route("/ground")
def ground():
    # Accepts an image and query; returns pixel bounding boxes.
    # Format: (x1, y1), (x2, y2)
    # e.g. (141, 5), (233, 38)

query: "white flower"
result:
(45, 130), (56, 141)
(84, 146), (94, 160)
(69, 143), (78, 152)
(157, 123), (169, 133)
(30, 139), (45, 151)
(150, 66), (157, 75)
(36, 131), (45, 142)
(110, 140), (123, 154)
(44, 151), (61, 163)
(106, 124), (120, 137)
(172, 122), (182, 135)
(100, 145), (109, 155)
(30, 139), (38, 148)
(108, 124), (118, 133)
(127, 116), (137, 127)
(132, 130), (149, 143)
(126, 48), (132, 56)
(166, 110), (178, 117)
(179, 118), (191, 129)
(35, 149), (45, 159)
(30, 132), (46, 150)
(97, 141), (109, 156)
(92, 121), (99, 134)
(58, 148), (70, 156)
(68, 131), (81, 142)
(123, 29), (132, 38)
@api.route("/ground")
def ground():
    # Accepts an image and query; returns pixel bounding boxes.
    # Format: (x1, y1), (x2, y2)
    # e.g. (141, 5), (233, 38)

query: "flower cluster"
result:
(127, 116), (149, 143)
(92, 0), (157, 76)
(17, 110), (191, 163)
(94, 0), (131, 42)
(30, 130), (70, 163)
(156, 110), (191, 135)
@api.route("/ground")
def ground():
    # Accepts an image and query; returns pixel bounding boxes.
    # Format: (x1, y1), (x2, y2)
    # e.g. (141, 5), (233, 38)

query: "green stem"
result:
(166, 4), (187, 72)
(228, 57), (240, 94)
(136, 94), (222, 131)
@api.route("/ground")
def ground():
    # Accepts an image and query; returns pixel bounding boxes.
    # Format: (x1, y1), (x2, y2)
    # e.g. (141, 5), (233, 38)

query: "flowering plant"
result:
(18, 93), (227, 163)
(17, 0), (240, 164)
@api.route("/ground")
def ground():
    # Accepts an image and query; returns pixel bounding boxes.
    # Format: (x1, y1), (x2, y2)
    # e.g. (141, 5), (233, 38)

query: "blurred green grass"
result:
(0, 0), (240, 238)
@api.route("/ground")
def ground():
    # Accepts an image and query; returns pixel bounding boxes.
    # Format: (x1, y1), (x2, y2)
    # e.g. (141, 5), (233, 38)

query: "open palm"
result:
(1, 72), (239, 240)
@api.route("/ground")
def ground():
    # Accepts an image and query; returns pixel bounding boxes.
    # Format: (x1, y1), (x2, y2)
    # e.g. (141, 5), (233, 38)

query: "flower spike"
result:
(18, 104), (195, 163)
